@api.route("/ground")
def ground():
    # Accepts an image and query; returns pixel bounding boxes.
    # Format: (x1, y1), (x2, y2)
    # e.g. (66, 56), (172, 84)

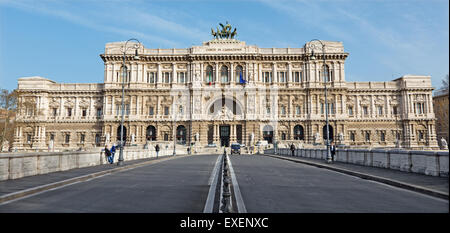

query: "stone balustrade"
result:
(0, 147), (186, 181)
(265, 148), (449, 177)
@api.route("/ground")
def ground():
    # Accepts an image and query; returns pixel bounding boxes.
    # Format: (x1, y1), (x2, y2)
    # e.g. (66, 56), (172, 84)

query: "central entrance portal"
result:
(220, 125), (230, 147)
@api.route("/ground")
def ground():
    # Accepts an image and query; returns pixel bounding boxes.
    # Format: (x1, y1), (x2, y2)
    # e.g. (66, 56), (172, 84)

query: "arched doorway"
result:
(116, 125), (127, 145)
(322, 125), (334, 143)
(146, 125), (156, 141)
(293, 125), (304, 140)
(176, 125), (187, 145)
(263, 125), (274, 144)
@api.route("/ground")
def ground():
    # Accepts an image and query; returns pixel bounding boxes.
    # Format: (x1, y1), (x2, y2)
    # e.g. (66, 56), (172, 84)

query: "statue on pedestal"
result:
(314, 132), (320, 144)
(440, 137), (448, 150)
(1, 140), (9, 152)
(338, 132), (344, 145)
(195, 132), (199, 142)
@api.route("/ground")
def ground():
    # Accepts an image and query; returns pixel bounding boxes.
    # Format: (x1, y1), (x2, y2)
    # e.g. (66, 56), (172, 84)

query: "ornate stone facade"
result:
(13, 39), (439, 151)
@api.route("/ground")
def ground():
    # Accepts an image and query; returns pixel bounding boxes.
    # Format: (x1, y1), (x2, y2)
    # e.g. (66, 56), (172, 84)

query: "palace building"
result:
(12, 31), (440, 151)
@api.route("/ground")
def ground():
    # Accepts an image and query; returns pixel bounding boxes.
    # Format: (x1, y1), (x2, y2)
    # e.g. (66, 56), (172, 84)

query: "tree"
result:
(441, 74), (449, 93)
(0, 89), (18, 151)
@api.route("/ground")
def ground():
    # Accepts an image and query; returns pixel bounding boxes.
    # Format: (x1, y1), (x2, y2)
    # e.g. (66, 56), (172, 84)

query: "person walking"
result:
(104, 145), (111, 163)
(155, 144), (160, 158)
(290, 143), (296, 157)
(109, 143), (116, 164)
(330, 141), (336, 162)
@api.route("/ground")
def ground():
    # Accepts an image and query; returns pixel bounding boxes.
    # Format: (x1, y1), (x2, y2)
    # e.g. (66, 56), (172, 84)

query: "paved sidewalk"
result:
(263, 153), (449, 199)
(0, 155), (188, 203)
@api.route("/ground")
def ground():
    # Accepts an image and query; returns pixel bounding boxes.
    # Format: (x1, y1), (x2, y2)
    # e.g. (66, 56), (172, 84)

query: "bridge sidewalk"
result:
(0, 155), (186, 204)
(263, 153), (449, 200)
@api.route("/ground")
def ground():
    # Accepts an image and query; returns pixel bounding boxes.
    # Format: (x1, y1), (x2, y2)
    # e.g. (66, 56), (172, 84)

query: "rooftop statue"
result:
(211, 21), (237, 39)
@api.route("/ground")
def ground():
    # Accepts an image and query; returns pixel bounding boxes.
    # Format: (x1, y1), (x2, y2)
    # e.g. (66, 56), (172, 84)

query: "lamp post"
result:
(118, 38), (141, 166)
(309, 39), (332, 163)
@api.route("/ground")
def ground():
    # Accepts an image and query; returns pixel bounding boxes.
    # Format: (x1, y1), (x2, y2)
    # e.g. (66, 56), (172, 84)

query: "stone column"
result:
(288, 62), (292, 86)
(172, 62), (177, 84)
(230, 62), (234, 84)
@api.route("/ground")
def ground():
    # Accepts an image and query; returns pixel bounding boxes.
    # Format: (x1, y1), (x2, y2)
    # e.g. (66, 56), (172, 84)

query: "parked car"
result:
(256, 140), (268, 146)
(231, 143), (241, 155)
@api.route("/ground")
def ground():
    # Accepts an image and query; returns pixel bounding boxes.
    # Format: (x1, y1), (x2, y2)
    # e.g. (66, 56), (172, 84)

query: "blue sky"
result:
(0, 0), (448, 92)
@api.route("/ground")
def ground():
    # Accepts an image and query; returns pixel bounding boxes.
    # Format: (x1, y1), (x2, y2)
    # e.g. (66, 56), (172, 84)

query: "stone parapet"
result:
(266, 148), (449, 177)
(0, 147), (185, 181)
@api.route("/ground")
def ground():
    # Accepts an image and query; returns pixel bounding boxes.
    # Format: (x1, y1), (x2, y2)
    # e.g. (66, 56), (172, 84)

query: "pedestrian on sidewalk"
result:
(104, 145), (111, 163)
(109, 143), (116, 164)
(290, 143), (296, 156)
(155, 144), (160, 158)
(330, 141), (336, 162)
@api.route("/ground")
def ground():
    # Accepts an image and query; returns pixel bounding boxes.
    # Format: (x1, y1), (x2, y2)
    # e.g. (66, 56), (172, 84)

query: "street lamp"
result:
(309, 39), (332, 163)
(118, 38), (141, 166)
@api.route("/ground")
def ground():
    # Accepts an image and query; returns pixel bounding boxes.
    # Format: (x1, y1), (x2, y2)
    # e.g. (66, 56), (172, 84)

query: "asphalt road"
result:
(0, 155), (219, 213)
(229, 154), (448, 213)
(0, 154), (447, 213)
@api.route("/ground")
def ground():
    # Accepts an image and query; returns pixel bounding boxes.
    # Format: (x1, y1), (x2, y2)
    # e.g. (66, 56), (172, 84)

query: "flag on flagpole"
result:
(239, 72), (246, 84)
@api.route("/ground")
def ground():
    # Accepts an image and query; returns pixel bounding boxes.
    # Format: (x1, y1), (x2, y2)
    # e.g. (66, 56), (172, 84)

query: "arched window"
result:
(235, 65), (243, 83)
(293, 125), (304, 140)
(205, 65), (214, 83)
(263, 125), (274, 144)
(221, 65), (229, 83)
(146, 125), (156, 141)
(176, 125), (187, 145)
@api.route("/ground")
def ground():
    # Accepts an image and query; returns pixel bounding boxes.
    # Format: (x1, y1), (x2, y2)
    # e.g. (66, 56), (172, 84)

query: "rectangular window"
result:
(52, 108), (57, 116)
(281, 106), (286, 115)
(381, 132), (385, 142)
(419, 131), (424, 140)
(80, 134), (85, 143)
(393, 106), (398, 115)
(296, 106), (301, 115)
(67, 108), (72, 117)
(350, 132), (355, 142)
(293, 71), (300, 82)
(164, 107), (169, 115)
(278, 72), (286, 83)
(149, 107), (154, 115)
(50, 134), (55, 141)
(27, 134), (32, 143)
(96, 108), (102, 117)
(348, 106), (353, 115)
(82, 109), (87, 117)
(178, 72), (185, 83)
(264, 72), (272, 83)
(378, 106), (383, 115)
(266, 107), (270, 114)
(164, 133), (169, 141)
(163, 72), (171, 83)
(363, 106), (368, 116)
(147, 72), (156, 83)
(116, 104), (120, 115)
(95, 134), (100, 145)
(65, 134), (70, 144)
(125, 104), (130, 115)
(365, 132), (370, 142)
